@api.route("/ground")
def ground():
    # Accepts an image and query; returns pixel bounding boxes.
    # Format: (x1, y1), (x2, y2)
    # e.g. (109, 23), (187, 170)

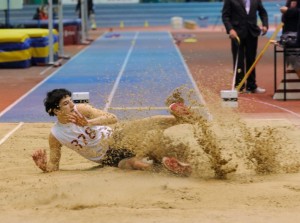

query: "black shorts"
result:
(100, 148), (135, 167)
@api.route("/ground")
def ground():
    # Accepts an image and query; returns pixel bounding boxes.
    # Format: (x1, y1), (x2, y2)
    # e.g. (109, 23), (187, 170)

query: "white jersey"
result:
(51, 118), (113, 163)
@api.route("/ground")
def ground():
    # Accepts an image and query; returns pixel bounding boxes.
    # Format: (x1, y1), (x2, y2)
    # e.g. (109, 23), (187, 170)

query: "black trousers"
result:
(231, 35), (258, 91)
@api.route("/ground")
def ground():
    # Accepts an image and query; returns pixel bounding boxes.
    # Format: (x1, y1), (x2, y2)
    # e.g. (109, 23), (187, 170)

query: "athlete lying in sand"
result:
(32, 88), (193, 176)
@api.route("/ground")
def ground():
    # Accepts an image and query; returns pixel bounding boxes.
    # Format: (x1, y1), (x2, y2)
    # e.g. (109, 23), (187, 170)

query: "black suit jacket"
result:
(222, 0), (268, 39)
(282, 7), (300, 33)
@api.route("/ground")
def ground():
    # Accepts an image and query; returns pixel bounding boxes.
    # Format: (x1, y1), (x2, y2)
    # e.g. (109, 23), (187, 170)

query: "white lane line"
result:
(40, 66), (53, 75)
(169, 32), (212, 120)
(0, 122), (24, 146)
(241, 97), (300, 119)
(104, 32), (139, 112)
(169, 31), (206, 105)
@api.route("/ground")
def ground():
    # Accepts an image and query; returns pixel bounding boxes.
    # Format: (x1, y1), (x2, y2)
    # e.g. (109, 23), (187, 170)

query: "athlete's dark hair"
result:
(44, 89), (72, 116)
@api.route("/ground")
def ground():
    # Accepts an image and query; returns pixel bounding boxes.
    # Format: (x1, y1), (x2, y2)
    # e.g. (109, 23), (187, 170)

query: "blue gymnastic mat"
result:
(0, 31), (204, 122)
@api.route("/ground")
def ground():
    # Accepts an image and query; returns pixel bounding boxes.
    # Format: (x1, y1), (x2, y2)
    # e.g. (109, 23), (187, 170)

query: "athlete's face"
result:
(57, 96), (75, 115)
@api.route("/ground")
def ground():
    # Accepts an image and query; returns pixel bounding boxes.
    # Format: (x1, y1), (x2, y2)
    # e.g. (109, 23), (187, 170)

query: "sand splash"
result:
(106, 86), (300, 179)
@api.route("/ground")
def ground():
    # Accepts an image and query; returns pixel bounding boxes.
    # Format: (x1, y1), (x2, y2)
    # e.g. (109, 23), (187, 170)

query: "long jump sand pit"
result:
(1, 116), (300, 223)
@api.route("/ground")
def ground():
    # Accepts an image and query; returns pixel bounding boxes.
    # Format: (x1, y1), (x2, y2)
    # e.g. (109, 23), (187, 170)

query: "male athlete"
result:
(32, 88), (192, 176)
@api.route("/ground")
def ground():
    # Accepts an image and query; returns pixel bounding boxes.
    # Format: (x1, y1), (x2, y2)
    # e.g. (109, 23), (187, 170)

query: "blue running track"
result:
(0, 31), (205, 123)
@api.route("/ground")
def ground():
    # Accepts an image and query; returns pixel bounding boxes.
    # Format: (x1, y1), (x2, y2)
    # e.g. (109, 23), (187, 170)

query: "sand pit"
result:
(2, 26), (300, 223)
(1, 108), (300, 223)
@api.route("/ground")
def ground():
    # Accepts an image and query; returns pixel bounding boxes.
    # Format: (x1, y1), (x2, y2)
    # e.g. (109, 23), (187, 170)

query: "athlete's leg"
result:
(118, 157), (153, 170)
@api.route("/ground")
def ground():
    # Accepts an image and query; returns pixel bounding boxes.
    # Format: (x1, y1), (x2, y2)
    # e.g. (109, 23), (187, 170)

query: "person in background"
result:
(280, 0), (300, 79)
(32, 7), (41, 20)
(76, 0), (97, 30)
(222, 0), (269, 93)
(32, 5), (48, 20)
(281, 0), (300, 33)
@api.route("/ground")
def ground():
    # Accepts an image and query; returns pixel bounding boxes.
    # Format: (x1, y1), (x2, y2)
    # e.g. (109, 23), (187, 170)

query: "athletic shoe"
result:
(253, 87), (266, 93)
(169, 102), (191, 117)
(246, 87), (266, 94)
(162, 157), (192, 177)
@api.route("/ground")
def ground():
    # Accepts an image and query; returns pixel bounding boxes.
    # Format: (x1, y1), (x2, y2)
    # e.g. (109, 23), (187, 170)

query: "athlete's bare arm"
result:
(32, 133), (62, 172)
(68, 103), (118, 126)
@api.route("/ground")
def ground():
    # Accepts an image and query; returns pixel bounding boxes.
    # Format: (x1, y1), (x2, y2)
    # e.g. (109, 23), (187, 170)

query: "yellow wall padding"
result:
(0, 49), (31, 63)
(0, 28), (58, 38)
(0, 28), (59, 64)
(0, 31), (29, 43)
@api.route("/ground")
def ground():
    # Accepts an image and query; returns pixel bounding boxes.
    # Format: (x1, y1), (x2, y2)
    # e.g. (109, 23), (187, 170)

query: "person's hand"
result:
(280, 6), (288, 13)
(32, 149), (47, 172)
(229, 29), (238, 39)
(67, 110), (89, 126)
(261, 26), (268, 36)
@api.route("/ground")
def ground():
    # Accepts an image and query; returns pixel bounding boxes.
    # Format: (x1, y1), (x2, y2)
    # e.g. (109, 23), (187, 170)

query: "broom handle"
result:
(232, 36), (240, 90)
(235, 23), (284, 91)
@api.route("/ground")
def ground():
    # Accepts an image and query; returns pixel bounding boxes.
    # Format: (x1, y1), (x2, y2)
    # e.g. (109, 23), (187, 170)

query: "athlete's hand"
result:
(68, 110), (88, 126)
(32, 149), (47, 172)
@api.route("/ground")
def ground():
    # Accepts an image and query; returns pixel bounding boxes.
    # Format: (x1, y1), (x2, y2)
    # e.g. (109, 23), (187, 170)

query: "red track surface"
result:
(0, 26), (299, 123)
